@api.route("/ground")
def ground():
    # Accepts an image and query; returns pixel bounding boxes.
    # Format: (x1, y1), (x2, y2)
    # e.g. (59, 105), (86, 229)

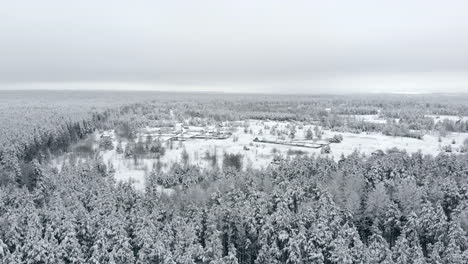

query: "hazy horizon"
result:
(1, 1), (468, 94)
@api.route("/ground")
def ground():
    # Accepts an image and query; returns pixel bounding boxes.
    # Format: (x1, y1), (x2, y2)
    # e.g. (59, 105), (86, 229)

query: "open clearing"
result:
(53, 119), (468, 190)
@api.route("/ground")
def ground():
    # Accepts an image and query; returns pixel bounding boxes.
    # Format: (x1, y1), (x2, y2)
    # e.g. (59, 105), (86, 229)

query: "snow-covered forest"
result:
(2, 91), (468, 263)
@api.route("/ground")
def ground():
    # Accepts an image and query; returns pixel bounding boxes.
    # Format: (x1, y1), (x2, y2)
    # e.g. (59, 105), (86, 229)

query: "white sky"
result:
(1, 0), (468, 93)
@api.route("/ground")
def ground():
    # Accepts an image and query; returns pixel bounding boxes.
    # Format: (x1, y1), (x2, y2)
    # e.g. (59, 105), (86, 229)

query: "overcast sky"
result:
(1, 0), (468, 93)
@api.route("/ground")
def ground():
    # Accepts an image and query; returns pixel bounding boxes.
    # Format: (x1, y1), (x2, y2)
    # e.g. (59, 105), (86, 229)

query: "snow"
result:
(52, 119), (468, 190)
(325, 130), (467, 159)
(340, 114), (388, 124)
(425, 115), (468, 123)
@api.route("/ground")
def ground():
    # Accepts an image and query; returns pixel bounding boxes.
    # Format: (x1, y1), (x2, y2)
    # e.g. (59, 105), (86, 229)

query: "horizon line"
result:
(1, 88), (468, 97)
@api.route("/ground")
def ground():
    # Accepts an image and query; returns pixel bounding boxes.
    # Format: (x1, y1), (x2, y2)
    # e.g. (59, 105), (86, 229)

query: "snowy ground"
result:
(426, 114), (468, 123)
(52, 119), (468, 190)
(340, 114), (389, 124)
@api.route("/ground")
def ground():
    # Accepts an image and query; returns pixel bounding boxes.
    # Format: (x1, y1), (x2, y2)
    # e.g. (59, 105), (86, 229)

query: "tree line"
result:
(2, 149), (468, 263)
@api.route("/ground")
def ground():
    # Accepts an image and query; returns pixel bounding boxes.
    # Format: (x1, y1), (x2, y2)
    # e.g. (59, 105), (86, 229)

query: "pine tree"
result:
(314, 125), (321, 140)
(419, 200), (447, 252)
(59, 228), (84, 264)
(405, 213), (427, 264)
(305, 128), (314, 140)
(383, 202), (403, 247)
(366, 182), (392, 221)
(255, 242), (281, 264)
(428, 241), (444, 264)
(329, 234), (353, 264)
(392, 234), (410, 264)
(443, 238), (464, 264)
(203, 220), (223, 263)
(88, 228), (108, 264)
(446, 221), (468, 252)
(367, 230), (392, 264)
(31, 159), (49, 204)
(0, 238), (10, 261)
(286, 229), (305, 264)
(222, 244), (239, 264)
(304, 242), (324, 264)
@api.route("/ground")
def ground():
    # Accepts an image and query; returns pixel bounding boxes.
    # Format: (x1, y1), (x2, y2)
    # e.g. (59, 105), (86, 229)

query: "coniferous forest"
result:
(2, 91), (468, 263)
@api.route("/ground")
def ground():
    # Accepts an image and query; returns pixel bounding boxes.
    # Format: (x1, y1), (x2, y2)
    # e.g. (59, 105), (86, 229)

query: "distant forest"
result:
(2, 91), (468, 263)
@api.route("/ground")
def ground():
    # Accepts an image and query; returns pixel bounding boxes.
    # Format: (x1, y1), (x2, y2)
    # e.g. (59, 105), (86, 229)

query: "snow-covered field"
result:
(52, 119), (468, 190)
(426, 114), (468, 123)
(340, 114), (388, 124)
(326, 130), (466, 157)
